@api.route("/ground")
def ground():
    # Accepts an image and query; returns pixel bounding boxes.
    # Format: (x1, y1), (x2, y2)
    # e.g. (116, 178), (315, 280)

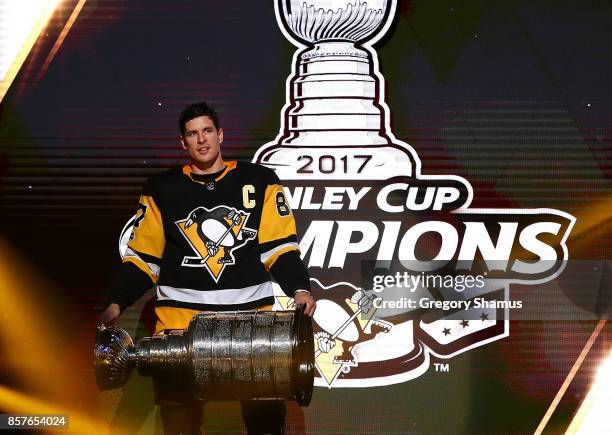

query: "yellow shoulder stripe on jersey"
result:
(123, 256), (158, 284)
(182, 160), (237, 184)
(261, 244), (299, 271)
(128, 195), (165, 258)
(258, 184), (296, 244)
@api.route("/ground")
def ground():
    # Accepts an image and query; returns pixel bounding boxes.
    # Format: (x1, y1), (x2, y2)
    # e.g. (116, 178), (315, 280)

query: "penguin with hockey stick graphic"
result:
(315, 290), (392, 364)
(177, 205), (257, 281)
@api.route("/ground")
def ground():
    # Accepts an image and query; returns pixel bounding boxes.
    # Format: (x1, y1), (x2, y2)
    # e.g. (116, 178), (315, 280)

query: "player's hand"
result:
(294, 290), (316, 317)
(98, 303), (121, 326)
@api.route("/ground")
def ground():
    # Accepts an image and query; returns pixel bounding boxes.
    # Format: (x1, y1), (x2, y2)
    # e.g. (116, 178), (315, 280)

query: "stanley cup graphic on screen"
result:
(254, 0), (418, 179)
(252, 0), (575, 388)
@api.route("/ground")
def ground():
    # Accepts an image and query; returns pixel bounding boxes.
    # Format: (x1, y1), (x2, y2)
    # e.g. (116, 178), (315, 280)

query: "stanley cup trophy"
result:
(253, 0), (467, 388)
(95, 308), (315, 404)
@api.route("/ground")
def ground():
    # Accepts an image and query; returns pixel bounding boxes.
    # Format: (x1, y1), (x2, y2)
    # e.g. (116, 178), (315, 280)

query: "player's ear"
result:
(218, 128), (223, 144)
(180, 136), (187, 149)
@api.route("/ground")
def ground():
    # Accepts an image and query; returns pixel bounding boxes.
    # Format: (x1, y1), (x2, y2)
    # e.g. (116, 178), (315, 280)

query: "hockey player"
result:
(99, 101), (316, 435)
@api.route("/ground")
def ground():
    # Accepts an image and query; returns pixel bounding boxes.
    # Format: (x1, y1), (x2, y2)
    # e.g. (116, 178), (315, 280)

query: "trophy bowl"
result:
(278, 0), (391, 45)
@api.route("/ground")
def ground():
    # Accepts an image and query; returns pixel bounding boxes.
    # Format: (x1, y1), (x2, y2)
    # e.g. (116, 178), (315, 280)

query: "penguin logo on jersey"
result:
(175, 205), (257, 282)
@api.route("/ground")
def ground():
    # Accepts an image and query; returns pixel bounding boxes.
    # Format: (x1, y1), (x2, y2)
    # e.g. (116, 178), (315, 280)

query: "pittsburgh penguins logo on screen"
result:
(175, 205), (257, 282)
(313, 286), (393, 385)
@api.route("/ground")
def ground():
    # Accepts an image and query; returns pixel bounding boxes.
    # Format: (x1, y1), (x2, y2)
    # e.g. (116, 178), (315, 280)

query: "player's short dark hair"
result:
(179, 101), (220, 136)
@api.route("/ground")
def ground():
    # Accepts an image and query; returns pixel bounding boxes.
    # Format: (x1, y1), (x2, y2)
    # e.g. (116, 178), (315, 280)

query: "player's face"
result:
(181, 116), (224, 172)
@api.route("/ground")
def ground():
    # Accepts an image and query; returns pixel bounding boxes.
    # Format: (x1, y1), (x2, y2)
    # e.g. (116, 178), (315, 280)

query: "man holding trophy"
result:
(99, 101), (316, 435)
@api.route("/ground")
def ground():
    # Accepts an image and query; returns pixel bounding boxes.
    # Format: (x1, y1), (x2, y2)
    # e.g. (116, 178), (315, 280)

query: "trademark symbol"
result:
(434, 363), (450, 373)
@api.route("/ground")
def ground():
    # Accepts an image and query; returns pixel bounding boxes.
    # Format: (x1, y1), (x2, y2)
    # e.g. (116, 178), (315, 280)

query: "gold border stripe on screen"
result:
(36, 0), (87, 81)
(533, 317), (608, 435)
(0, 0), (60, 103)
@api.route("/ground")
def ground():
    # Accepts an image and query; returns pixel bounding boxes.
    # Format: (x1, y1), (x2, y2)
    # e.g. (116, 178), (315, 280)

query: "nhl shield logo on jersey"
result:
(176, 205), (257, 282)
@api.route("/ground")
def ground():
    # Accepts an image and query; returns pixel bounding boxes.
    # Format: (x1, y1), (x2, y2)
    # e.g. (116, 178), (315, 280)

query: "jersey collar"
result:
(182, 160), (237, 184)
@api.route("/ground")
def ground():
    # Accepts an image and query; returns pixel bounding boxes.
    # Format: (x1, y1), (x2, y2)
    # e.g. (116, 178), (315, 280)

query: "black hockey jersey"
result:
(109, 161), (310, 313)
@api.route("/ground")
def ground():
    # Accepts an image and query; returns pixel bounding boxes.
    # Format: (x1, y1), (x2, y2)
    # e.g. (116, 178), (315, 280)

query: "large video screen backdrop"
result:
(0, 0), (610, 433)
